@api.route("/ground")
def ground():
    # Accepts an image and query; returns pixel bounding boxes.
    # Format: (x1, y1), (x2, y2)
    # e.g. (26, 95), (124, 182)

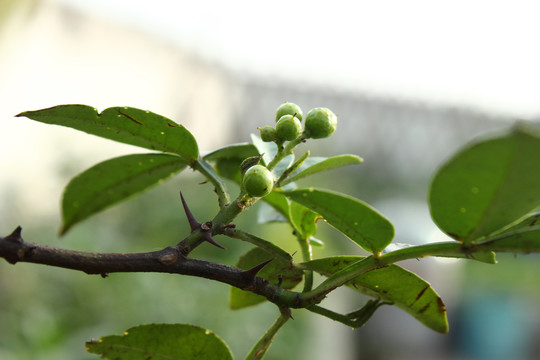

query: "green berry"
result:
(304, 108), (337, 139)
(275, 102), (303, 122)
(258, 126), (277, 142)
(242, 165), (274, 197)
(276, 115), (302, 141)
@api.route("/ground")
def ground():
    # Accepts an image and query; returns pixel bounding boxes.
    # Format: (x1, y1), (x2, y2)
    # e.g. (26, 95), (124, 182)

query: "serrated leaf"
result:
(61, 153), (188, 234)
(283, 189), (394, 253)
(17, 105), (199, 161)
(281, 154), (363, 185)
(230, 247), (303, 309)
(86, 323), (233, 360)
(303, 256), (448, 333)
(429, 123), (540, 244)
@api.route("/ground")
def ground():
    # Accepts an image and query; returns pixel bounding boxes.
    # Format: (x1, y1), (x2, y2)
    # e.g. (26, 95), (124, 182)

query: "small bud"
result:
(275, 102), (303, 122)
(304, 107), (337, 139)
(258, 126), (278, 142)
(276, 115), (302, 141)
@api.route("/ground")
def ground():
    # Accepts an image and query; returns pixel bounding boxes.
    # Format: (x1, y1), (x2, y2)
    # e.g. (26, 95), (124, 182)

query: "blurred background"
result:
(2, 0), (540, 359)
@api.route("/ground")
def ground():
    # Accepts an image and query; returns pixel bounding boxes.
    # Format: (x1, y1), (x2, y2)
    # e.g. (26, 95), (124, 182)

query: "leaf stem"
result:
(244, 309), (290, 360)
(298, 241), (494, 305)
(266, 138), (303, 171)
(221, 228), (293, 264)
(193, 159), (230, 208)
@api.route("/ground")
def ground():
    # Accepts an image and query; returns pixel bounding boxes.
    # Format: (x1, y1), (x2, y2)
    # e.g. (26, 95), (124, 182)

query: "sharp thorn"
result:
(201, 232), (225, 250)
(6, 226), (23, 243)
(243, 258), (274, 279)
(281, 307), (294, 320)
(180, 192), (200, 231)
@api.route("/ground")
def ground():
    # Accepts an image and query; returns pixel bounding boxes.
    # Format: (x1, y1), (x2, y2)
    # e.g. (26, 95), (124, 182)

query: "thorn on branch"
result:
(180, 193), (225, 250)
(6, 226), (23, 244)
(201, 232), (225, 250)
(280, 307), (294, 320)
(180, 192), (200, 231)
(242, 258), (274, 281)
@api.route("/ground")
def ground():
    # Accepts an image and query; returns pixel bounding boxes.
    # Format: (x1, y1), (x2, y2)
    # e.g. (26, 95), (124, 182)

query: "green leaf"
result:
(61, 153), (188, 234)
(282, 189), (394, 253)
(262, 192), (291, 221)
(303, 256), (448, 333)
(429, 124), (540, 244)
(86, 323), (233, 360)
(230, 247), (303, 309)
(289, 201), (320, 239)
(17, 105), (199, 161)
(203, 142), (259, 161)
(281, 154), (363, 185)
(203, 143), (259, 183)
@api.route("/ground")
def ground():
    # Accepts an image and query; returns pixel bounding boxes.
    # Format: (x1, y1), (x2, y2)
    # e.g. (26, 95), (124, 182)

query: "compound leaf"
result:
(86, 323), (232, 360)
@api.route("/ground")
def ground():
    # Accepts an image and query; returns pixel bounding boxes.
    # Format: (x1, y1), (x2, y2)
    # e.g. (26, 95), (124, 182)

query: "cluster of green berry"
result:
(243, 102), (337, 198)
(258, 102), (337, 143)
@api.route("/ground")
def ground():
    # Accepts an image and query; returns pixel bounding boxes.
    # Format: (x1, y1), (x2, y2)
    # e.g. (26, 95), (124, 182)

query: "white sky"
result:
(58, 0), (540, 118)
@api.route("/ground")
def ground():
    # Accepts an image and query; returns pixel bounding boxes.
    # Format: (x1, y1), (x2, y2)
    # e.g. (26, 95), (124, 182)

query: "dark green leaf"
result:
(281, 154), (363, 185)
(230, 247), (303, 309)
(61, 153), (188, 234)
(429, 124), (540, 244)
(86, 323), (233, 360)
(17, 105), (199, 161)
(303, 256), (448, 333)
(204, 143), (259, 182)
(480, 227), (540, 253)
(203, 142), (259, 161)
(283, 189), (394, 253)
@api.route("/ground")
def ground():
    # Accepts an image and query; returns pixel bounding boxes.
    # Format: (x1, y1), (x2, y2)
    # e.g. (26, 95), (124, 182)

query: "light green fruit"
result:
(258, 126), (277, 142)
(275, 102), (303, 122)
(242, 165), (274, 197)
(276, 115), (302, 141)
(304, 107), (337, 139)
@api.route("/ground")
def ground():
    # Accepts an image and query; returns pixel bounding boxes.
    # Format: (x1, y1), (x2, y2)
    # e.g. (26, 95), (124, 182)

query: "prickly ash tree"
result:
(2, 102), (540, 359)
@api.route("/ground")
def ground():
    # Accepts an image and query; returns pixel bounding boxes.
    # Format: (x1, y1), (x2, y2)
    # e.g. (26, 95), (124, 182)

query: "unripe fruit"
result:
(276, 115), (302, 141)
(304, 107), (337, 139)
(275, 102), (303, 122)
(258, 126), (277, 142)
(242, 165), (274, 197)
